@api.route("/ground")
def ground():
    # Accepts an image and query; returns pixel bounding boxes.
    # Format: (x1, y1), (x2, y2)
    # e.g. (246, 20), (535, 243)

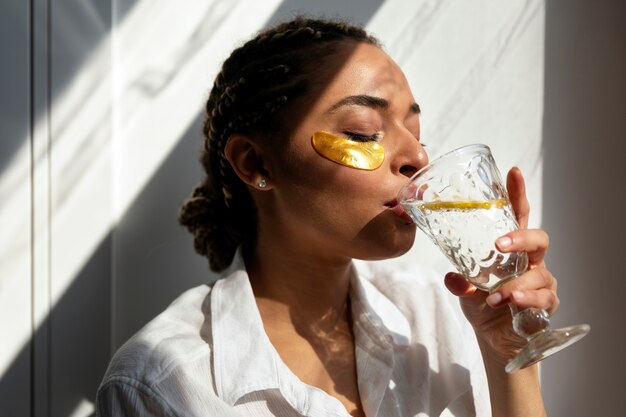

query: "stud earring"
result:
(257, 178), (267, 188)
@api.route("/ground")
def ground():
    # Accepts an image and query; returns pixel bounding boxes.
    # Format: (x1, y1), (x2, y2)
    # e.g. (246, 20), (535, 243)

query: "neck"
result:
(245, 235), (354, 333)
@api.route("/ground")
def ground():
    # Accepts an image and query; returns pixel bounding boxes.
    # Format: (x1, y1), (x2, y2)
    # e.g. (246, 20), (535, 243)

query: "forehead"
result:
(313, 42), (410, 107)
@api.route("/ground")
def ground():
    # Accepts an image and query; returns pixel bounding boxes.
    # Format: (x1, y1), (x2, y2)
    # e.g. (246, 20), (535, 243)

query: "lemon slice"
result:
(419, 199), (508, 211)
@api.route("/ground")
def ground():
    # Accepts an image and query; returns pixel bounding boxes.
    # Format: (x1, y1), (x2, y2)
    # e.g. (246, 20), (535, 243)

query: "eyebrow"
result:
(327, 94), (421, 115)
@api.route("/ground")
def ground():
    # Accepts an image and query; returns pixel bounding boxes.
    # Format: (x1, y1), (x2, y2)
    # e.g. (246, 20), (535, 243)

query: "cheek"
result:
(277, 137), (372, 191)
(278, 152), (380, 221)
(273, 134), (386, 228)
(274, 148), (415, 258)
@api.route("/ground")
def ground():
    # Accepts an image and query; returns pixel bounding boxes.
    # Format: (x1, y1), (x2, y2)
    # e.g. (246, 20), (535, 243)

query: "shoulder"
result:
(104, 284), (213, 380)
(97, 284), (218, 415)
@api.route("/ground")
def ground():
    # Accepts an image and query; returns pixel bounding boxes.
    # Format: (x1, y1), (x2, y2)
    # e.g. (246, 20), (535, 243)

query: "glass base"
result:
(505, 324), (591, 373)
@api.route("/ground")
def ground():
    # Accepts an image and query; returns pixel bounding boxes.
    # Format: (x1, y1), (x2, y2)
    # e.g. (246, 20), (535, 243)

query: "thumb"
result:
(444, 272), (478, 297)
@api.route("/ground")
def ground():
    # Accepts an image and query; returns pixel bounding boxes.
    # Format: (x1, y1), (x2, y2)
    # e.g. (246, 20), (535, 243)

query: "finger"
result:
(506, 167), (530, 229)
(508, 288), (560, 316)
(485, 267), (557, 307)
(495, 229), (549, 266)
(444, 272), (478, 297)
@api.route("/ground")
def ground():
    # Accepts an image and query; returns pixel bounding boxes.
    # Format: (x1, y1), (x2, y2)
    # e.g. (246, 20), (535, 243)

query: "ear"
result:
(223, 134), (272, 190)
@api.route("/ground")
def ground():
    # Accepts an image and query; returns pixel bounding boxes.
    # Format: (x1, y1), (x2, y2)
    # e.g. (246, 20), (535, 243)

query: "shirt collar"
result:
(210, 251), (411, 416)
(349, 261), (411, 417)
(210, 250), (282, 405)
(211, 251), (348, 416)
(350, 261), (412, 350)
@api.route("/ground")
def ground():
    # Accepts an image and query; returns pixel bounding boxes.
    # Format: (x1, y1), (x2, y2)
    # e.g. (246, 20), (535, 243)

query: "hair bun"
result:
(179, 180), (239, 271)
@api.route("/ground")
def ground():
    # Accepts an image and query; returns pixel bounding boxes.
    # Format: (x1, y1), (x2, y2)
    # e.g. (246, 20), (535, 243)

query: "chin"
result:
(376, 242), (414, 260)
(353, 227), (417, 261)
(350, 211), (417, 260)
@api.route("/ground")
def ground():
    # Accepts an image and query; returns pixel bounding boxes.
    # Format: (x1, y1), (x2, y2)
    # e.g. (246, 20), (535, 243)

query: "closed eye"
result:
(343, 131), (381, 142)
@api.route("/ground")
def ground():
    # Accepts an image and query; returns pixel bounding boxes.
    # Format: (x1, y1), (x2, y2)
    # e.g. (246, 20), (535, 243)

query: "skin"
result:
(225, 41), (553, 417)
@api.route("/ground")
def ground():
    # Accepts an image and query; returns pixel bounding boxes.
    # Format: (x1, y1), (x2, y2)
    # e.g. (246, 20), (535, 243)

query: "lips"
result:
(385, 199), (414, 224)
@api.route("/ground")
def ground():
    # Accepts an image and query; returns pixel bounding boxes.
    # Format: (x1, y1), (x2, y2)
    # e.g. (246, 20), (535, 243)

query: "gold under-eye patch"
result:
(311, 131), (385, 170)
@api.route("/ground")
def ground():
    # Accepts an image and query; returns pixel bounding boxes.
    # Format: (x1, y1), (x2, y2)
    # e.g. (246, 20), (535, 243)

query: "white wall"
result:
(1, 0), (623, 416)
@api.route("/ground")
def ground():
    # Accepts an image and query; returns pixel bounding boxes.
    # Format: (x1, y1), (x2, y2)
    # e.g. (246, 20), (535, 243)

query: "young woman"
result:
(97, 17), (556, 416)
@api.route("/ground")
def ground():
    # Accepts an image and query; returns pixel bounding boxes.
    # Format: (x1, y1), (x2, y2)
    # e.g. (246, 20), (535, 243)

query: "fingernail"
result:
(512, 290), (525, 301)
(486, 292), (503, 306)
(496, 236), (512, 249)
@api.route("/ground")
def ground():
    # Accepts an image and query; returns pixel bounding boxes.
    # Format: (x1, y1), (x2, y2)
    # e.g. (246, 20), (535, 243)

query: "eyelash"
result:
(343, 131), (381, 142)
(343, 131), (427, 148)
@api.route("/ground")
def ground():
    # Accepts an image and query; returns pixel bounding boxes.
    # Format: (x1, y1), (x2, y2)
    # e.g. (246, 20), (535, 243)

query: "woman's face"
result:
(261, 41), (428, 261)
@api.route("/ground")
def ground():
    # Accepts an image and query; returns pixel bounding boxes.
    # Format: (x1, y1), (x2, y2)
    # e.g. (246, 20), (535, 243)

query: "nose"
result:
(391, 129), (429, 178)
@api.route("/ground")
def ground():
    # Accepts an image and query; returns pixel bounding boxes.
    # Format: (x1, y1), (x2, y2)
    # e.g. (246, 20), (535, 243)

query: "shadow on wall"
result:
(0, 0), (30, 172)
(0, 0), (122, 177)
(0, 112), (208, 417)
(1, 1), (387, 415)
(541, 0), (626, 415)
(1, 1), (120, 415)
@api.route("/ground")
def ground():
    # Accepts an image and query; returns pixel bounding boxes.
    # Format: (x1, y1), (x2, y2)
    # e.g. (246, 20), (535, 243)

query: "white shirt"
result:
(96, 252), (490, 416)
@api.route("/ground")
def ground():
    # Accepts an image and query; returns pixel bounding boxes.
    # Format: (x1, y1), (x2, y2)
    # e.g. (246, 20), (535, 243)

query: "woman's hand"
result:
(444, 167), (560, 361)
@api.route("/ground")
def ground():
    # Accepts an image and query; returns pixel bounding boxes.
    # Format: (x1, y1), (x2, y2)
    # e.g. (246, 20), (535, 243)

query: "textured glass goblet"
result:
(398, 144), (590, 373)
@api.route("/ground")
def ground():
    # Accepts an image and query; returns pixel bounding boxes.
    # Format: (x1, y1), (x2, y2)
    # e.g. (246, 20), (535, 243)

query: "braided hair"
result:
(178, 17), (380, 272)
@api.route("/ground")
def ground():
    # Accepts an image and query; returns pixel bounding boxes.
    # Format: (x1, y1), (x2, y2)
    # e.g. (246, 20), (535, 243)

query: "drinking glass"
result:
(398, 144), (590, 373)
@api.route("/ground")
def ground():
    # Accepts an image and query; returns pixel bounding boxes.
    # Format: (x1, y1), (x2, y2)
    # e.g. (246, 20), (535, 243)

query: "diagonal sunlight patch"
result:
(0, 0), (284, 391)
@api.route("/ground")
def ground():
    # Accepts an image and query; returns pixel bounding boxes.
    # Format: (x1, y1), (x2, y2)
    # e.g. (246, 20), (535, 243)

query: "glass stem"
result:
(509, 304), (551, 339)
